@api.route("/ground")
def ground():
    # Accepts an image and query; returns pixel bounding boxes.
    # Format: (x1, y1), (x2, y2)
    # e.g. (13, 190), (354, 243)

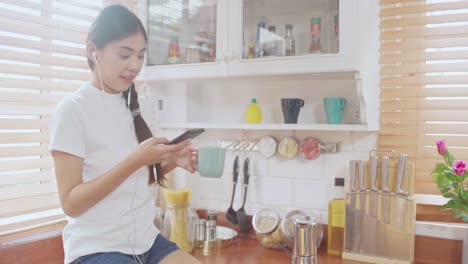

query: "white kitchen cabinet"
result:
(141, 0), (359, 81)
(138, 0), (379, 131)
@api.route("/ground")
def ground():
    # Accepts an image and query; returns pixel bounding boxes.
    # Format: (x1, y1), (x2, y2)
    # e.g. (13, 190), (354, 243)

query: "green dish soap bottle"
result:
(246, 98), (262, 124)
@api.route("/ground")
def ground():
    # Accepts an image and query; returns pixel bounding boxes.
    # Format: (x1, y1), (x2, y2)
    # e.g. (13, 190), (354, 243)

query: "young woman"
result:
(49, 5), (201, 264)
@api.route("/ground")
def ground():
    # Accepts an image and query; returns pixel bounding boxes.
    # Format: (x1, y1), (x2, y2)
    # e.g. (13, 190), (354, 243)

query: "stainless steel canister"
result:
(195, 219), (206, 241)
(291, 218), (317, 264)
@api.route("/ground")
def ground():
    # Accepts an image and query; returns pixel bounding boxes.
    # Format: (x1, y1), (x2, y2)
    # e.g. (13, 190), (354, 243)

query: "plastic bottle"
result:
(246, 98), (262, 124)
(327, 177), (345, 256)
(284, 24), (295, 56)
(255, 22), (266, 58)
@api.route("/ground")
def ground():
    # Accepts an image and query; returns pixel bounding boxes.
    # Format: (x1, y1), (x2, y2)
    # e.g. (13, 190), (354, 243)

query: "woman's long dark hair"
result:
(87, 5), (164, 186)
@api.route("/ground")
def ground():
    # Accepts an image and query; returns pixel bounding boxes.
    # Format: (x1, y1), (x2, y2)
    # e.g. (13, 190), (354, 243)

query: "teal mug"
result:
(197, 147), (226, 178)
(324, 97), (346, 124)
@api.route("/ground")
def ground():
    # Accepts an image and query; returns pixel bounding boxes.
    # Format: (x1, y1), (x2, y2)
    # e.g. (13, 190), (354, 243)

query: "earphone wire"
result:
(94, 53), (143, 264)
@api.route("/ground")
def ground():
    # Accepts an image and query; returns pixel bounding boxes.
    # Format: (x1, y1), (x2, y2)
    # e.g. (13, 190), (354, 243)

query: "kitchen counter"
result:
(192, 237), (364, 264)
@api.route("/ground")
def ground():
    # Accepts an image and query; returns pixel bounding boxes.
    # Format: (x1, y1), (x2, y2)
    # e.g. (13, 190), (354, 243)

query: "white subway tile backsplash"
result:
(268, 155), (324, 179)
(351, 132), (378, 151)
(293, 180), (334, 210)
(247, 176), (294, 206)
(186, 130), (377, 214)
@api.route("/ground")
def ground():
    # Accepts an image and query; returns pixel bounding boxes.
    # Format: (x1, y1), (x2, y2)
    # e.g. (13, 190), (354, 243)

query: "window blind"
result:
(378, 0), (468, 194)
(0, 0), (136, 240)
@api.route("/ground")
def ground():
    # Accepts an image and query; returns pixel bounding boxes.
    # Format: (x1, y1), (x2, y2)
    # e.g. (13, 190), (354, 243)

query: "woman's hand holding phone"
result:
(133, 137), (192, 168)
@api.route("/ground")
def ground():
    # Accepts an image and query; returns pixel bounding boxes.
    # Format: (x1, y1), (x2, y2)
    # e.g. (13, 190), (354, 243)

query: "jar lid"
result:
(252, 207), (280, 235)
(281, 209), (309, 240)
(278, 137), (298, 159)
(311, 17), (321, 23)
(257, 136), (277, 159)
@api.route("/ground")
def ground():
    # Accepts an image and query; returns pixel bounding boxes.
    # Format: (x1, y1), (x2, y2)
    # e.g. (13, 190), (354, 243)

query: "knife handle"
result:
(370, 156), (378, 192)
(357, 160), (365, 192)
(396, 154), (408, 195)
(349, 160), (356, 192)
(381, 156), (390, 193)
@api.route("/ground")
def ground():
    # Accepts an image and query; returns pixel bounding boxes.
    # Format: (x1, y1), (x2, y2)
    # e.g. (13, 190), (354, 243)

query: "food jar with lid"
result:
(252, 207), (286, 250)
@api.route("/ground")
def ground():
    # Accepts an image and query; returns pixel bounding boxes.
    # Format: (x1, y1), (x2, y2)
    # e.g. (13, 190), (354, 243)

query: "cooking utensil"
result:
(362, 156), (379, 255)
(344, 160), (357, 253)
(355, 160), (366, 253)
(237, 157), (251, 232)
(393, 154), (408, 232)
(226, 156), (239, 224)
(377, 156), (391, 258)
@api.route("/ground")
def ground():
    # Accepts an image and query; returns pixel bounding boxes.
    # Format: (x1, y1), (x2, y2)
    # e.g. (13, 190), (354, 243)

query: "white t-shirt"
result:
(49, 82), (158, 264)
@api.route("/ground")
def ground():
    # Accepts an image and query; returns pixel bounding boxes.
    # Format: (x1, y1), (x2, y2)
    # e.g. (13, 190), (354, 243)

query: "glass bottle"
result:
(327, 177), (345, 256)
(255, 22), (266, 58)
(284, 24), (295, 56)
(309, 17), (321, 53)
(247, 43), (255, 59)
(167, 36), (181, 64)
(267, 25), (277, 57)
(163, 203), (198, 253)
(335, 15), (339, 52)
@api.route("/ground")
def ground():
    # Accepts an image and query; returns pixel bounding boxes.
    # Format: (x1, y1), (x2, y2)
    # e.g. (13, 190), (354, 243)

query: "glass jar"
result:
(252, 207), (286, 250)
(163, 203), (199, 253)
(281, 209), (309, 249)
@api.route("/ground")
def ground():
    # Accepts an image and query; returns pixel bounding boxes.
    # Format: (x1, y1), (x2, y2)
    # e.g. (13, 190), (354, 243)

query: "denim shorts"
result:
(70, 234), (179, 264)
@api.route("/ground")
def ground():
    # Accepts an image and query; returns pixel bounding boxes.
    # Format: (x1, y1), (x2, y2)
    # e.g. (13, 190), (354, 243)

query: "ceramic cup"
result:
(281, 98), (305, 124)
(197, 147), (226, 178)
(324, 97), (346, 124)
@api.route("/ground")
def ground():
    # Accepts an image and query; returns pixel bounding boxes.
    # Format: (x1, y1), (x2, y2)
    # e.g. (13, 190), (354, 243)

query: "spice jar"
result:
(252, 207), (286, 249)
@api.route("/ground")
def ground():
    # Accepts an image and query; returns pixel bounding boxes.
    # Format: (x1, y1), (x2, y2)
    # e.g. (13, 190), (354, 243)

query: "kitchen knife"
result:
(378, 156), (391, 258)
(344, 160), (357, 253)
(393, 154), (409, 232)
(354, 160), (366, 253)
(363, 156), (379, 255)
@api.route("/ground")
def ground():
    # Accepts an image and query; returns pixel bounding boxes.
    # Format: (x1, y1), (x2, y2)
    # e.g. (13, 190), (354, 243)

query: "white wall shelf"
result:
(158, 122), (374, 131)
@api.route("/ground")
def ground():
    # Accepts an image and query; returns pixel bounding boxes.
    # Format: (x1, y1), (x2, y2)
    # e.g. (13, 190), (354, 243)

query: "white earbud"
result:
(92, 51), (97, 61)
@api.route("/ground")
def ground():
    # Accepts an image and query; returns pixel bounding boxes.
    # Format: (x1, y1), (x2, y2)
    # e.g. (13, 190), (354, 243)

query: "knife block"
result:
(342, 157), (416, 264)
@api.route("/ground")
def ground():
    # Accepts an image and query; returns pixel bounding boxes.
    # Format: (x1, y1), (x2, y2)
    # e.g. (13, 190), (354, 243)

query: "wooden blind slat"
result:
(0, 170), (54, 186)
(381, 13), (468, 29)
(381, 87), (468, 98)
(381, 62), (468, 75)
(0, 157), (53, 173)
(380, 123), (468, 136)
(0, 7), (89, 34)
(0, 63), (89, 81)
(0, 119), (50, 130)
(0, 36), (86, 58)
(381, 50), (468, 64)
(0, 146), (50, 158)
(54, 0), (102, 12)
(0, 92), (64, 104)
(0, 50), (88, 69)
(0, 78), (81, 92)
(0, 103), (56, 115)
(381, 24), (468, 40)
(380, 110), (468, 123)
(381, 36), (468, 53)
(0, 132), (49, 144)
(381, 99), (468, 111)
(381, 1), (468, 17)
(381, 75), (468, 87)
(0, 181), (57, 201)
(0, 193), (61, 218)
(379, 135), (468, 149)
(0, 16), (86, 44)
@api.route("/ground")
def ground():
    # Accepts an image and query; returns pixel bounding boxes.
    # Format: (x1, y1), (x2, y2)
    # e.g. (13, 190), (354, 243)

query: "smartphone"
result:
(167, 128), (205, 145)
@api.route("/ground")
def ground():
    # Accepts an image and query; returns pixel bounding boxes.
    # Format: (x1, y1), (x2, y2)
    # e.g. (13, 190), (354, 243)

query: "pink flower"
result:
(436, 140), (447, 155)
(452, 160), (466, 176)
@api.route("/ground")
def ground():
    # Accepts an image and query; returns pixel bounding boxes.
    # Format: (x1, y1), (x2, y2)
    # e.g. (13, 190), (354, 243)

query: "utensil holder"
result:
(343, 150), (416, 264)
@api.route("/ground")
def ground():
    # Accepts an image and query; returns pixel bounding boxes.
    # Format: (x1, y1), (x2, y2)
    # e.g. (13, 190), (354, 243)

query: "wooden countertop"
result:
(192, 237), (364, 264)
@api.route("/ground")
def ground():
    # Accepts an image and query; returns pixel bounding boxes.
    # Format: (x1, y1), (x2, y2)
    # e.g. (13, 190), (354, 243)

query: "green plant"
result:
(433, 140), (468, 221)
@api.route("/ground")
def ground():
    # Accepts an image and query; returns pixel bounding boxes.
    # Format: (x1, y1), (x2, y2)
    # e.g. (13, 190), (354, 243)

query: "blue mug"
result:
(197, 147), (226, 178)
(324, 97), (346, 124)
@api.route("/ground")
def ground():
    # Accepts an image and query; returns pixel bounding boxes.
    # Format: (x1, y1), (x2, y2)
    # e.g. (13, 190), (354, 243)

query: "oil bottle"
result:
(327, 177), (345, 256)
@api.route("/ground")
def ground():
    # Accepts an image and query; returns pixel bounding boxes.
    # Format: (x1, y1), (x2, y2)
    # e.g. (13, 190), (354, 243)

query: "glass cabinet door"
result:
(242, 0), (339, 60)
(147, 0), (218, 66)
